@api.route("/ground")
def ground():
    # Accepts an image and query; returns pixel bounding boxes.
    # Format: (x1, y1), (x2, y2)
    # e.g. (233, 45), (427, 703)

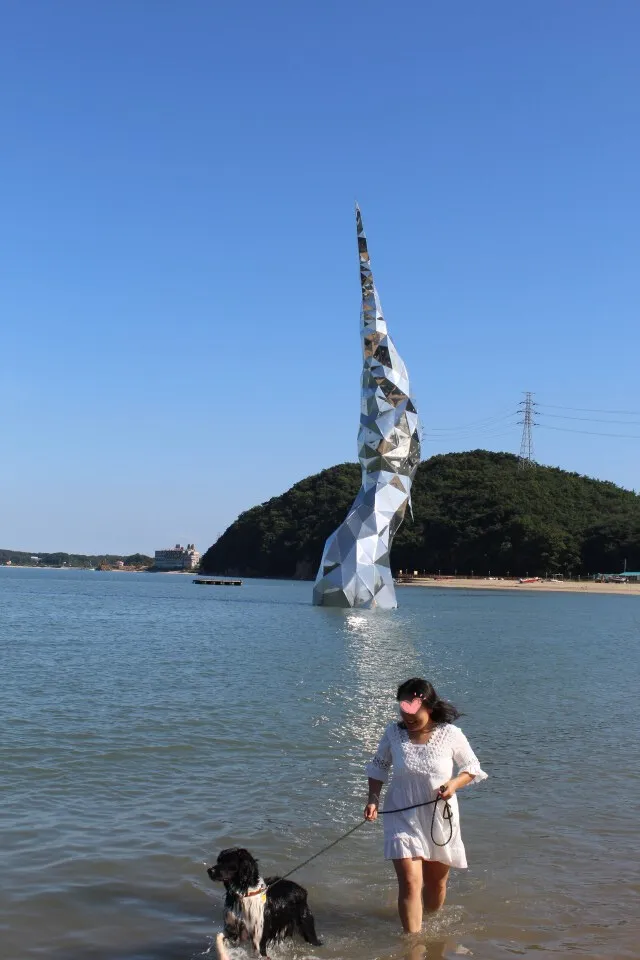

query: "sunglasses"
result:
(398, 696), (424, 715)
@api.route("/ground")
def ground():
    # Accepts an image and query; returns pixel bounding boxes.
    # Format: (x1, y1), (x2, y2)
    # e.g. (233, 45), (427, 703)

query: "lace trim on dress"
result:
(456, 760), (488, 784)
(369, 754), (392, 772)
(397, 722), (448, 751)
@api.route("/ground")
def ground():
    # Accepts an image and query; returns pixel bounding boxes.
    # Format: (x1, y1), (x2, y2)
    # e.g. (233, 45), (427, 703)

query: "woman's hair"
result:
(396, 677), (462, 724)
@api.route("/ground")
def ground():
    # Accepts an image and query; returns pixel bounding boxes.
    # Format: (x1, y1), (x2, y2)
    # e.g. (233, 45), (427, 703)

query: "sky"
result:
(2, 0), (640, 555)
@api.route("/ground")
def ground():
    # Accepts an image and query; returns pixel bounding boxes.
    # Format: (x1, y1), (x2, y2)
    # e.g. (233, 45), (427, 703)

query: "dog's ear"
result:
(235, 848), (260, 889)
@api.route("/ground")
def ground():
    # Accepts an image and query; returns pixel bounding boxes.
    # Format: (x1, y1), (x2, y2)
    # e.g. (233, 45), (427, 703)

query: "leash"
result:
(266, 792), (454, 890)
(266, 819), (366, 890)
(382, 795), (453, 847)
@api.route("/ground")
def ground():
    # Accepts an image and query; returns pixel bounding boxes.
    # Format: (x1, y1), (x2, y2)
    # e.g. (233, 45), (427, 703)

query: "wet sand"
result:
(398, 576), (640, 595)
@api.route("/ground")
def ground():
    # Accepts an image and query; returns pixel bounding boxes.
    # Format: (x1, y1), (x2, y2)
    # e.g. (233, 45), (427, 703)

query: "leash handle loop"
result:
(381, 794), (454, 847)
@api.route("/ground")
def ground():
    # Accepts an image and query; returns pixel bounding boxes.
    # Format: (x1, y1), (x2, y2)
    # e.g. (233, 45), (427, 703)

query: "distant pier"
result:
(192, 577), (242, 586)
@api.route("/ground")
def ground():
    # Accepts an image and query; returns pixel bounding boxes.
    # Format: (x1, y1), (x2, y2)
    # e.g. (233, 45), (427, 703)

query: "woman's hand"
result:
(439, 772), (474, 800)
(364, 802), (379, 821)
(438, 781), (457, 800)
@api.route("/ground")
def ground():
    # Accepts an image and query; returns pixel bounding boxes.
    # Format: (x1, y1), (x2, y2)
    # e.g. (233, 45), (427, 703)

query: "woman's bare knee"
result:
(400, 875), (423, 896)
(422, 862), (449, 910)
(395, 860), (424, 895)
(423, 882), (447, 910)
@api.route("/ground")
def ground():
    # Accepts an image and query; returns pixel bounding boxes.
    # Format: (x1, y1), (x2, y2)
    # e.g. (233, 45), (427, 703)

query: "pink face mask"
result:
(399, 697), (423, 714)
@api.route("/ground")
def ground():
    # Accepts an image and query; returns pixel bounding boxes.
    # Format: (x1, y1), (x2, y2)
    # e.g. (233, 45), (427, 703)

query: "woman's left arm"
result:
(438, 772), (474, 800)
(440, 727), (488, 799)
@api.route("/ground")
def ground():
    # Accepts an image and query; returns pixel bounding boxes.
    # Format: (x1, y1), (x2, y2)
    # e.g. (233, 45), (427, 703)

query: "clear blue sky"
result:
(2, 1), (639, 554)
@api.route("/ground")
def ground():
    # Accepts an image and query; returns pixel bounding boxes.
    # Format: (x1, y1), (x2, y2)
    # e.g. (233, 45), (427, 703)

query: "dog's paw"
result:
(214, 932), (232, 960)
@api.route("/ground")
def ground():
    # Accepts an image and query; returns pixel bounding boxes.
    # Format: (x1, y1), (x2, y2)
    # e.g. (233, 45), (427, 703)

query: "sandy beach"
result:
(398, 576), (640, 595)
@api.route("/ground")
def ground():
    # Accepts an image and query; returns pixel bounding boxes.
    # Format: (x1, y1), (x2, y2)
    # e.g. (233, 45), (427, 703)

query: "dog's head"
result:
(207, 847), (261, 892)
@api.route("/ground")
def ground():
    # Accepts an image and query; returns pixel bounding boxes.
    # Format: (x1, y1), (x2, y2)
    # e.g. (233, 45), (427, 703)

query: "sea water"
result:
(1, 568), (638, 960)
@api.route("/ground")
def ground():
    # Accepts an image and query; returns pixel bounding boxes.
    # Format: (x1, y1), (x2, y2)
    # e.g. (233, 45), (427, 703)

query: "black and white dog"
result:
(207, 847), (322, 959)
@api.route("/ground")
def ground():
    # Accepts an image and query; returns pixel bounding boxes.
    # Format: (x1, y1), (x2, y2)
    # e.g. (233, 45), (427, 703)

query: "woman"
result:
(364, 678), (487, 933)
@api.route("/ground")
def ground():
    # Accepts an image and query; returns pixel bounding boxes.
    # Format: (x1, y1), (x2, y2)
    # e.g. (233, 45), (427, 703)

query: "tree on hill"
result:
(200, 451), (640, 579)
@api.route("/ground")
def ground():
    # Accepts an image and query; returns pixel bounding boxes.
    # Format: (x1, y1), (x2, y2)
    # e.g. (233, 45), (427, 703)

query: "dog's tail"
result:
(297, 905), (323, 946)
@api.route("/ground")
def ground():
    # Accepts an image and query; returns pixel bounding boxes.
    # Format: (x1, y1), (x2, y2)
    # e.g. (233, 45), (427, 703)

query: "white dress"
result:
(365, 722), (487, 868)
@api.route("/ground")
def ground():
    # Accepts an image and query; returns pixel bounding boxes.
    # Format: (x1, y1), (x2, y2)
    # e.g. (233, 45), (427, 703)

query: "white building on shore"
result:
(153, 543), (200, 571)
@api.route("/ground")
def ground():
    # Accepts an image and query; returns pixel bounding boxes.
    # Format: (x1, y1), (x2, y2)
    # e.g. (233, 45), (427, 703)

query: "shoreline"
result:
(4, 565), (639, 595)
(397, 577), (640, 595)
(0, 566), (195, 574)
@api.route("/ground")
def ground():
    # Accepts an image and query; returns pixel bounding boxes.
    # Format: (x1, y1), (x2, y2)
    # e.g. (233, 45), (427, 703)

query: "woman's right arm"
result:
(364, 726), (393, 820)
(364, 778), (384, 820)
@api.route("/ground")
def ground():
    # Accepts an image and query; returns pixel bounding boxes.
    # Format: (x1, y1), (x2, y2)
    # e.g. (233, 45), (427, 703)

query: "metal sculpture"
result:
(313, 207), (421, 609)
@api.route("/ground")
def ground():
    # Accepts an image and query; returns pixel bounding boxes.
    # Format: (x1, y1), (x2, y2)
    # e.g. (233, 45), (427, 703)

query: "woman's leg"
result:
(421, 860), (450, 911)
(393, 857), (425, 933)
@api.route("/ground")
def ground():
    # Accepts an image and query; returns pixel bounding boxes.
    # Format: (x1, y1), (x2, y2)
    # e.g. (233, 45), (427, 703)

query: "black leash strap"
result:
(381, 795), (454, 848)
(266, 793), (454, 889)
(266, 819), (366, 890)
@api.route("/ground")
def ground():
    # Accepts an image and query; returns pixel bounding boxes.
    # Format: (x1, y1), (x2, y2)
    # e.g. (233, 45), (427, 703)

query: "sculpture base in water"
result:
(312, 482), (403, 609)
(312, 576), (396, 609)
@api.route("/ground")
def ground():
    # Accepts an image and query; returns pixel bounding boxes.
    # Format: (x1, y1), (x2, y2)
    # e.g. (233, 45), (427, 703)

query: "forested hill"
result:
(0, 549), (152, 569)
(200, 451), (640, 579)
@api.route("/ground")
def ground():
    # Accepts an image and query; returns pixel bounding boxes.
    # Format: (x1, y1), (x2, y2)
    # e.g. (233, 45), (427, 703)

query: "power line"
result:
(539, 424), (640, 440)
(426, 411), (516, 433)
(518, 392), (537, 469)
(423, 421), (519, 439)
(420, 394), (640, 451)
(423, 421), (519, 437)
(423, 431), (516, 443)
(537, 403), (640, 416)
(539, 412), (640, 426)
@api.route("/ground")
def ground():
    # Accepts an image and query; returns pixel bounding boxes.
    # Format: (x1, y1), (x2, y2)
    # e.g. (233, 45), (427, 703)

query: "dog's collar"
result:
(243, 886), (267, 899)
(232, 881), (267, 899)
